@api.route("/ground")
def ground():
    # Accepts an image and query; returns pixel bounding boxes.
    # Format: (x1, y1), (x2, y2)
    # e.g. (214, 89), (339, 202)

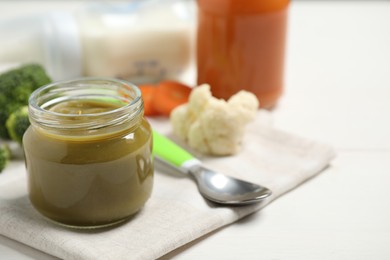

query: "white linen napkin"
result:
(0, 112), (335, 259)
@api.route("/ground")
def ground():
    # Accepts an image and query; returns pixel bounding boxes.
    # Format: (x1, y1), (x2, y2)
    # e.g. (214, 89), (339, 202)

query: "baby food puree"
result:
(23, 78), (153, 228)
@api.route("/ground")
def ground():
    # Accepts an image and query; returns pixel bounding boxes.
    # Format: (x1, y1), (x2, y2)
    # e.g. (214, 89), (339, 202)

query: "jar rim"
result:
(28, 77), (144, 136)
(29, 77), (142, 118)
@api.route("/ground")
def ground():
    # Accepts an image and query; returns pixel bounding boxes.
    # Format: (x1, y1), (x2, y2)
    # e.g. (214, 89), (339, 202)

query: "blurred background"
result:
(0, 0), (197, 84)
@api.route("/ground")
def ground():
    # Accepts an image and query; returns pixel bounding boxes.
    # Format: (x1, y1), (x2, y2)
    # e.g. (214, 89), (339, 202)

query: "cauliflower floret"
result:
(188, 99), (244, 155)
(171, 84), (214, 140)
(187, 83), (213, 114)
(170, 104), (193, 140)
(170, 85), (258, 155)
(228, 90), (259, 124)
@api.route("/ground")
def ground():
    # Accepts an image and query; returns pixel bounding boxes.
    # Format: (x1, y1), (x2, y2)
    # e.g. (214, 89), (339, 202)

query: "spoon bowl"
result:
(153, 131), (272, 205)
(189, 165), (272, 205)
(155, 156), (272, 205)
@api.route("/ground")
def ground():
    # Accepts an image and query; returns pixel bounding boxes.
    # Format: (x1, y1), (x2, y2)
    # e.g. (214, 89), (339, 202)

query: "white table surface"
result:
(1, 1), (390, 259)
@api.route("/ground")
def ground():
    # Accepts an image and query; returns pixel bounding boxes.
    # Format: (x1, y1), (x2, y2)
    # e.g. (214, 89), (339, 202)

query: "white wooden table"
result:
(1, 1), (389, 259)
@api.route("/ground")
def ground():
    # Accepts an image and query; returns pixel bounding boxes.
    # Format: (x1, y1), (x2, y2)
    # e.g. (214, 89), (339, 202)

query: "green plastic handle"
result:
(152, 130), (194, 167)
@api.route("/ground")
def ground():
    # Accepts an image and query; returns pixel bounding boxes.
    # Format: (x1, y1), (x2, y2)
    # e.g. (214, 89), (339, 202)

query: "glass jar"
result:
(23, 78), (153, 228)
(196, 0), (290, 109)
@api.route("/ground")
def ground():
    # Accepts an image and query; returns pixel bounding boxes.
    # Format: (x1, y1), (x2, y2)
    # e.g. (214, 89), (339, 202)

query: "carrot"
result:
(138, 84), (159, 116)
(153, 81), (192, 116)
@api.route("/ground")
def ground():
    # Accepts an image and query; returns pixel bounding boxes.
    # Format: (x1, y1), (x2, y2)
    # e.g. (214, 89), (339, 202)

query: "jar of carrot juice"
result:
(196, 0), (290, 108)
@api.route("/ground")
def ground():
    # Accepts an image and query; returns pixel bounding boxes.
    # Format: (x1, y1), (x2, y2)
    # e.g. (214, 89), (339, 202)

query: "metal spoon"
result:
(153, 131), (272, 205)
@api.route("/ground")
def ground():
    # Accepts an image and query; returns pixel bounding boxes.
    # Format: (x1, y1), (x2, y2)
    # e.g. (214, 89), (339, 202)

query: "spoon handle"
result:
(152, 131), (201, 169)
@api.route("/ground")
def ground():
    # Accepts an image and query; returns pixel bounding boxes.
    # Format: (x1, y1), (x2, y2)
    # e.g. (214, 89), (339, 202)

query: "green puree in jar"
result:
(24, 99), (153, 228)
(50, 100), (120, 114)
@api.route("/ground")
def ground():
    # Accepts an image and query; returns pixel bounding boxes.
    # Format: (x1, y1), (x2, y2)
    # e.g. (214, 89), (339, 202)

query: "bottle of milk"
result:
(0, 0), (194, 83)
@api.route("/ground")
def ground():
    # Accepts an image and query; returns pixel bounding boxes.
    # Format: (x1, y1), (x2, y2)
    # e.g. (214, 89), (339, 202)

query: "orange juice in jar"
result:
(196, 0), (290, 108)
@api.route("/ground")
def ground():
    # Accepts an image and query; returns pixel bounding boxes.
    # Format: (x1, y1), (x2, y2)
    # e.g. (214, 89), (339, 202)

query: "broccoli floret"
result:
(0, 95), (10, 139)
(6, 106), (30, 144)
(0, 143), (11, 173)
(21, 63), (52, 89)
(0, 64), (51, 140)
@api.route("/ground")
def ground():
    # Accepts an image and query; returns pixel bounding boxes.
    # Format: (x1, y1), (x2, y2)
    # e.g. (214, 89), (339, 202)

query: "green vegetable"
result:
(0, 143), (11, 173)
(0, 64), (51, 140)
(6, 106), (30, 144)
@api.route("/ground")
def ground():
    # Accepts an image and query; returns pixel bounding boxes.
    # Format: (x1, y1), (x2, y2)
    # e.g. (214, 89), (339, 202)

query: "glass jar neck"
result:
(28, 77), (143, 140)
